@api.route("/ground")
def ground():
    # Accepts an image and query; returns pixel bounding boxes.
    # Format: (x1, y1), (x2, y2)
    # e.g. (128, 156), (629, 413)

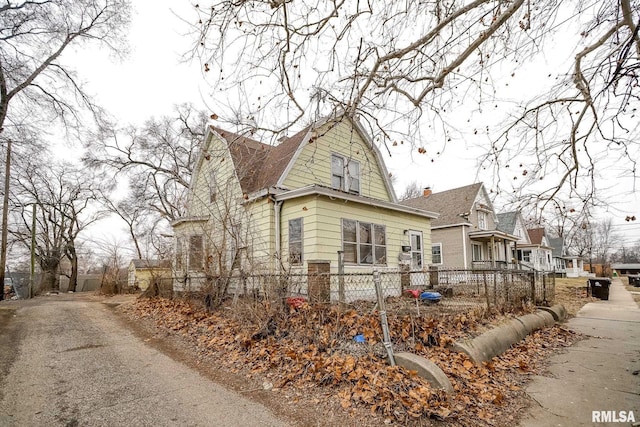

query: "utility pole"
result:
(0, 139), (11, 301)
(30, 203), (36, 298)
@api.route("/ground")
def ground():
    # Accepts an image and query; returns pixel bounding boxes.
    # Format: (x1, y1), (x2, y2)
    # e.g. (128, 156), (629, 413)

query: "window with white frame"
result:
(472, 243), (482, 261)
(431, 243), (442, 265)
(478, 211), (487, 230)
(288, 218), (303, 265)
(342, 219), (386, 265)
(209, 170), (217, 202)
(175, 237), (185, 271)
(188, 235), (204, 270)
(331, 154), (360, 194)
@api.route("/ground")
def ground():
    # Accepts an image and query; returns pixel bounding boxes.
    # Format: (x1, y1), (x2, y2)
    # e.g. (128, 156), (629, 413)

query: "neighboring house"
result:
(496, 211), (532, 267)
(401, 183), (518, 269)
(612, 263), (640, 276)
(548, 236), (568, 275)
(516, 228), (554, 271)
(128, 259), (172, 291)
(172, 114), (438, 299)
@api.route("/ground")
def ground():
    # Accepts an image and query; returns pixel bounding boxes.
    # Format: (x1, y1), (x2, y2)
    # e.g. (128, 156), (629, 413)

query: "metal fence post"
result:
(530, 272), (536, 303)
(337, 251), (345, 305)
(374, 270), (395, 366)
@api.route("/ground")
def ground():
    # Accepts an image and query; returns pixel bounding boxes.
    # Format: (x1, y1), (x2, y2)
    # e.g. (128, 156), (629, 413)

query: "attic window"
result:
(209, 170), (217, 202)
(478, 211), (487, 230)
(331, 154), (360, 194)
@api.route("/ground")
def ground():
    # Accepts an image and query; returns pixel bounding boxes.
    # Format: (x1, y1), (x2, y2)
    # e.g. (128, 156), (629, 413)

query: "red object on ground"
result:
(404, 289), (421, 299)
(286, 297), (307, 308)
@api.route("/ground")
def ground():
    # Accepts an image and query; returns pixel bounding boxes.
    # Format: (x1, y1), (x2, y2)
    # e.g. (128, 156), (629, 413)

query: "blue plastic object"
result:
(353, 334), (366, 343)
(420, 291), (442, 303)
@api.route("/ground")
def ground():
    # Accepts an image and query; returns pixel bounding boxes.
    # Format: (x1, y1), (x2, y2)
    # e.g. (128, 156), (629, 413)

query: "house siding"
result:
(281, 120), (392, 201)
(433, 227), (468, 268)
(279, 195), (431, 272)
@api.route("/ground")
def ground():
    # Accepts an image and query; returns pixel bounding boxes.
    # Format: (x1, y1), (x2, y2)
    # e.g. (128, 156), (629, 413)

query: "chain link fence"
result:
(170, 267), (555, 315)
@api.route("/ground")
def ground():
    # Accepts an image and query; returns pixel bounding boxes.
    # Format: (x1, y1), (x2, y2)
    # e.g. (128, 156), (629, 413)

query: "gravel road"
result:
(0, 294), (289, 427)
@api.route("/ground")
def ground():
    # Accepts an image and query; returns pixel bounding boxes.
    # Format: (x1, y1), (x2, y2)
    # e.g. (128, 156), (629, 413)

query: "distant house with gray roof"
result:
(402, 183), (518, 269)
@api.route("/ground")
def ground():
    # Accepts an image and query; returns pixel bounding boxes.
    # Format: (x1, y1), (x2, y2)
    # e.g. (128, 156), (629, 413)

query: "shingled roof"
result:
(400, 183), (483, 227)
(496, 211), (518, 234)
(210, 125), (311, 195)
(527, 227), (546, 245)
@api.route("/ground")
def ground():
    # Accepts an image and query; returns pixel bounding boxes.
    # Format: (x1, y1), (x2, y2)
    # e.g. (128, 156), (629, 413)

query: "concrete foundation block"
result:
(537, 304), (567, 322)
(394, 352), (453, 393)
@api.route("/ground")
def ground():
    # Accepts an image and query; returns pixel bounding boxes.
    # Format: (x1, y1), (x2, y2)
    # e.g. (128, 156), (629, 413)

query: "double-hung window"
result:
(477, 211), (487, 230)
(331, 154), (360, 194)
(342, 219), (386, 265)
(209, 170), (217, 202)
(188, 235), (204, 270)
(431, 243), (442, 265)
(288, 218), (303, 265)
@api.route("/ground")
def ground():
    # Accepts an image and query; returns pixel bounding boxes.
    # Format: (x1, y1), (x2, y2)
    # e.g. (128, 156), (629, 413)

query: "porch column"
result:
(491, 236), (496, 268)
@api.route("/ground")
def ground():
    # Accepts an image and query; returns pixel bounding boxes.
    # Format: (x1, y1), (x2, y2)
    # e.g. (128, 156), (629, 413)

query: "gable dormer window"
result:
(331, 154), (360, 194)
(478, 211), (487, 230)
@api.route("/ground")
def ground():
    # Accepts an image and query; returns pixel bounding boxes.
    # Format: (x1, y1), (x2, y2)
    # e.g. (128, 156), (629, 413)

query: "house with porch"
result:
(401, 183), (518, 269)
(171, 113), (438, 301)
(548, 236), (568, 276)
(495, 210), (531, 267)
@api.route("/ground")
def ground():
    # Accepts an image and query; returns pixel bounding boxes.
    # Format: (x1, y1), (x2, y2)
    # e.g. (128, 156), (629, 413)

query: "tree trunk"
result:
(68, 243), (78, 292)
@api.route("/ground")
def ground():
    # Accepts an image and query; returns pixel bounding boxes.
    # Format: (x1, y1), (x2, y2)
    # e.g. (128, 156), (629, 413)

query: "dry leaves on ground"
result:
(124, 297), (580, 426)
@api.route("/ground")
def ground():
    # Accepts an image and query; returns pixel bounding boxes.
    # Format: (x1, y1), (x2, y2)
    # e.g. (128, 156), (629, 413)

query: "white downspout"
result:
(274, 200), (283, 273)
(462, 226), (468, 268)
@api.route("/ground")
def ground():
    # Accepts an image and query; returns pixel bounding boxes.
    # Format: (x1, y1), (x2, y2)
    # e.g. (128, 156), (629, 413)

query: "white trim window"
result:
(477, 211), (487, 230)
(175, 237), (185, 271)
(188, 235), (204, 271)
(342, 219), (386, 265)
(331, 154), (360, 194)
(209, 170), (217, 202)
(431, 243), (442, 265)
(472, 243), (482, 261)
(288, 218), (303, 265)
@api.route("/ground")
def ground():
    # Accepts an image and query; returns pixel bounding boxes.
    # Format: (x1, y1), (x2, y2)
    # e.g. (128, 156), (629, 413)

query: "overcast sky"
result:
(68, 0), (640, 248)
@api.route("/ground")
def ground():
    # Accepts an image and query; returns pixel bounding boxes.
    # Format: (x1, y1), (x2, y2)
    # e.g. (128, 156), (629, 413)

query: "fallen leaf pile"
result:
(125, 297), (580, 425)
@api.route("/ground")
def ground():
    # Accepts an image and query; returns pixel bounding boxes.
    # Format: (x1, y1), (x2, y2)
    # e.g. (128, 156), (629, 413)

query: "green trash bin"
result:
(587, 278), (611, 300)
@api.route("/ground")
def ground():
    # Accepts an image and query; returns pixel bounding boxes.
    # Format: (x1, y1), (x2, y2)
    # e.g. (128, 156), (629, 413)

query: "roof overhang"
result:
(468, 230), (519, 242)
(170, 216), (209, 228)
(269, 185), (439, 219)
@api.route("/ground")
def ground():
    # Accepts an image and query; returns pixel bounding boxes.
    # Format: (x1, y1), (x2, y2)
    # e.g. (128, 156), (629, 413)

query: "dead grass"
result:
(552, 277), (598, 318)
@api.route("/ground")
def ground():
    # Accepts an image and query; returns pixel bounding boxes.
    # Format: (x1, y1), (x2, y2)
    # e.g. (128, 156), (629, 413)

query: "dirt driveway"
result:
(0, 293), (288, 427)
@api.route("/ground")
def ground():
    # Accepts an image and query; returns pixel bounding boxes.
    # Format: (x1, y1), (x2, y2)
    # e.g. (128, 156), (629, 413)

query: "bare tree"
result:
(12, 162), (108, 293)
(398, 181), (425, 201)
(187, 1), (640, 220)
(86, 104), (208, 234)
(0, 0), (131, 298)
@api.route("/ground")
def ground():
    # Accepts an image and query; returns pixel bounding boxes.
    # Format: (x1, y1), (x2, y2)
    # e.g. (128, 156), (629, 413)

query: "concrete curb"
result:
(536, 304), (567, 322)
(394, 352), (454, 393)
(452, 308), (559, 364)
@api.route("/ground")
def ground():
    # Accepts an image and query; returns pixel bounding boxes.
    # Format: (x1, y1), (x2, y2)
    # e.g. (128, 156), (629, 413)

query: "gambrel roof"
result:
(211, 125), (311, 195)
(195, 114), (398, 202)
(401, 183), (486, 228)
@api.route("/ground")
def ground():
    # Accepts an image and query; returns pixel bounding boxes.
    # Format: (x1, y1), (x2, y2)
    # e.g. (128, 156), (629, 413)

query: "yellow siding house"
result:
(172, 114), (438, 298)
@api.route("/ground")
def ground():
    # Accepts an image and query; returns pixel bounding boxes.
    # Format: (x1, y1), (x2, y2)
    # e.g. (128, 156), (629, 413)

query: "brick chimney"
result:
(423, 187), (432, 197)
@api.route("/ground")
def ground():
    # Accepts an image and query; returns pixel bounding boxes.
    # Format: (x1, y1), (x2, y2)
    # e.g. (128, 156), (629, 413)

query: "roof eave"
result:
(273, 185), (438, 219)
